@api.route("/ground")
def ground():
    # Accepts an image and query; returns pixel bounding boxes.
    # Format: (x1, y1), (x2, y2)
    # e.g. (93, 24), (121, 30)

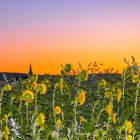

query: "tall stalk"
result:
(26, 100), (29, 129)
(53, 84), (57, 124)
(91, 100), (99, 123)
(134, 73), (139, 128)
(0, 89), (4, 115)
(122, 69), (126, 117)
(60, 76), (65, 121)
(56, 126), (60, 140)
(19, 97), (23, 126)
(77, 119), (81, 140)
(74, 79), (80, 126)
(35, 90), (38, 112)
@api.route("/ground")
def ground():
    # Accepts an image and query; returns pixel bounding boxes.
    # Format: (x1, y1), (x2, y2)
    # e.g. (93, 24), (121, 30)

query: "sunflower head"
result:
(4, 126), (10, 140)
(105, 92), (112, 98)
(38, 83), (47, 95)
(36, 113), (46, 126)
(4, 84), (12, 92)
(132, 75), (139, 83)
(125, 120), (133, 134)
(112, 112), (117, 124)
(42, 79), (51, 88)
(21, 90), (34, 104)
(126, 135), (133, 140)
(106, 102), (113, 116)
(101, 79), (107, 87)
(32, 82), (37, 90)
(78, 90), (86, 106)
(56, 119), (62, 128)
(117, 89), (123, 104)
(55, 106), (61, 115)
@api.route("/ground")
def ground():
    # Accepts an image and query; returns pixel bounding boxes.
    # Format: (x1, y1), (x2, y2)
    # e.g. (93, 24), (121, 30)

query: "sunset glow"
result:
(0, 0), (140, 74)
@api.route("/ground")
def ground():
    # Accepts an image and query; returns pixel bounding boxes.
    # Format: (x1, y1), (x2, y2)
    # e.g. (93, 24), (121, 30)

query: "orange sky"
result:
(0, 1), (140, 74)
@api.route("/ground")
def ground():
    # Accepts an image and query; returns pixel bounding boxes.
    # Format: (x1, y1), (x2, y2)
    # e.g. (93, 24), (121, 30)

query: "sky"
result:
(0, 0), (140, 74)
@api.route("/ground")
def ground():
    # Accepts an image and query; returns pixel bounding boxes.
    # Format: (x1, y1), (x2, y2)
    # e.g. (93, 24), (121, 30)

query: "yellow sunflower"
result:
(4, 84), (12, 92)
(55, 106), (61, 115)
(125, 120), (133, 134)
(132, 75), (139, 83)
(105, 92), (112, 98)
(101, 79), (107, 87)
(38, 83), (47, 95)
(22, 90), (34, 103)
(32, 82), (37, 90)
(117, 89), (123, 104)
(4, 126), (10, 140)
(37, 113), (46, 126)
(78, 90), (86, 106)
(56, 119), (62, 127)
(126, 135), (133, 140)
(112, 112), (117, 124)
(46, 79), (51, 87)
(106, 102), (113, 116)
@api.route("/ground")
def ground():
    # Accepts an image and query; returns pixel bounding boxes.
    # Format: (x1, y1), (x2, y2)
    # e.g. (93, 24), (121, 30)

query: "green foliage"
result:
(0, 57), (139, 139)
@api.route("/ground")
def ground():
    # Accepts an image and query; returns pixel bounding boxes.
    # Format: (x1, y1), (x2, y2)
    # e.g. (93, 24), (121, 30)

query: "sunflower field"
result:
(0, 57), (140, 140)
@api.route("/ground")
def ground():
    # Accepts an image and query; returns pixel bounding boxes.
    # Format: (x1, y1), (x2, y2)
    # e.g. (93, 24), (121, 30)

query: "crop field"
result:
(0, 58), (140, 140)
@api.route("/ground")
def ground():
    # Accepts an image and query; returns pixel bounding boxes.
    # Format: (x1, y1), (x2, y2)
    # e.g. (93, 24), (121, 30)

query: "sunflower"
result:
(106, 102), (113, 116)
(38, 83), (47, 95)
(32, 82), (37, 90)
(4, 126), (10, 140)
(78, 90), (86, 106)
(21, 90), (34, 103)
(112, 112), (117, 124)
(117, 89), (123, 104)
(126, 135), (133, 140)
(55, 106), (61, 115)
(101, 79), (107, 87)
(4, 84), (12, 92)
(105, 92), (112, 98)
(132, 75), (139, 83)
(56, 119), (62, 127)
(125, 120), (133, 134)
(36, 113), (46, 126)
(39, 113), (46, 125)
(46, 79), (51, 87)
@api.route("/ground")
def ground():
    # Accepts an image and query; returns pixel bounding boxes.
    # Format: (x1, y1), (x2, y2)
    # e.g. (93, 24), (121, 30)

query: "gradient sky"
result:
(0, 0), (140, 74)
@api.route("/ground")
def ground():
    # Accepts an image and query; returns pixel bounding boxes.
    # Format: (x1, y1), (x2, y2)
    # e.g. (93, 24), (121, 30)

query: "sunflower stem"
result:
(53, 84), (57, 124)
(74, 79), (80, 126)
(35, 91), (38, 112)
(122, 69), (126, 117)
(26, 100), (29, 129)
(0, 89), (4, 115)
(60, 75), (65, 121)
(134, 72), (139, 128)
